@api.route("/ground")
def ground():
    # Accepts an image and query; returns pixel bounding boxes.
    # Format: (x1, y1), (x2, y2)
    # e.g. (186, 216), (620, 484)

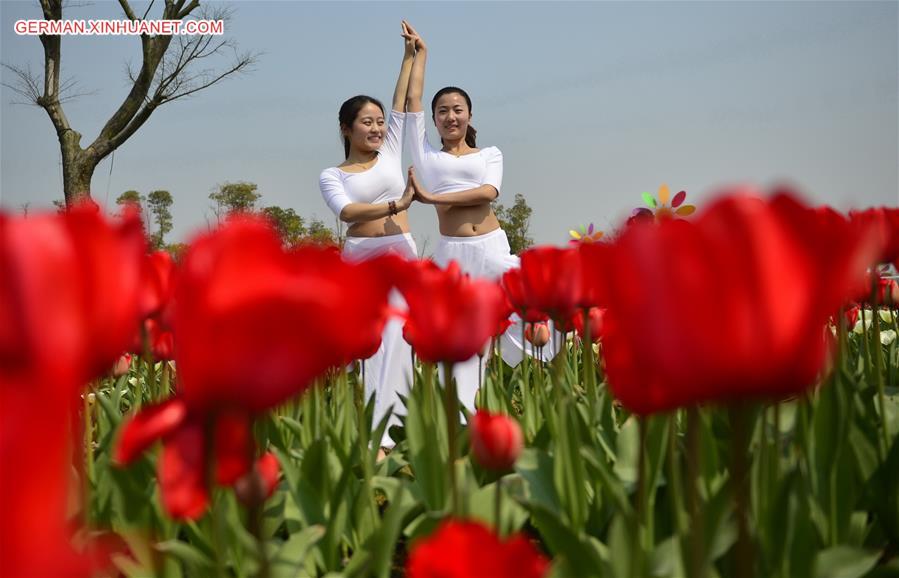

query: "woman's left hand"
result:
(409, 168), (435, 204)
(401, 21), (415, 56)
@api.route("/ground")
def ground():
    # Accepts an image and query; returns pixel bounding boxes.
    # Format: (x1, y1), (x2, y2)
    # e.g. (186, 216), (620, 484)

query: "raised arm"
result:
(392, 22), (416, 112)
(403, 20), (427, 113)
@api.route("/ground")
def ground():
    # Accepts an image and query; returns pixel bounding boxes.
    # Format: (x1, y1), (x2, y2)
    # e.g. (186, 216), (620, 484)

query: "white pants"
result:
(432, 228), (560, 413)
(343, 233), (418, 447)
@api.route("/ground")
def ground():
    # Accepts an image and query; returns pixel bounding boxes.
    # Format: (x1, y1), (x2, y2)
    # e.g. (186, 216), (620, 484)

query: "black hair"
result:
(338, 95), (386, 159)
(430, 86), (477, 148)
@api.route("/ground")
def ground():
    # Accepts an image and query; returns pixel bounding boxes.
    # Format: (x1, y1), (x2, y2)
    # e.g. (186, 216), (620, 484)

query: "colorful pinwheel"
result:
(569, 222), (604, 244)
(629, 184), (696, 225)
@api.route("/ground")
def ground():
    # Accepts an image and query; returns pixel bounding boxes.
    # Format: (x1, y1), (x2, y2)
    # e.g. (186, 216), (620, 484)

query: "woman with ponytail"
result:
(402, 21), (558, 413)
(318, 23), (419, 454)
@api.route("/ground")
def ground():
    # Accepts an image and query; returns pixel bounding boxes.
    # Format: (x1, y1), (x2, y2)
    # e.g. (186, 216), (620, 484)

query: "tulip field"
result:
(2, 189), (899, 578)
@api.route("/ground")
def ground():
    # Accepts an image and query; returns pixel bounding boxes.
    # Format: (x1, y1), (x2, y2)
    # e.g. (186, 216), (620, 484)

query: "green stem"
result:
(495, 477), (503, 536)
(207, 419), (227, 578)
(731, 405), (753, 578)
(83, 384), (95, 526)
(632, 416), (648, 577)
(667, 413), (686, 533)
(160, 362), (171, 399)
(773, 404), (781, 486)
(687, 407), (705, 578)
(147, 357), (157, 402)
(583, 309), (597, 403)
(871, 301), (891, 459)
(245, 433), (270, 578)
(444, 362), (460, 516)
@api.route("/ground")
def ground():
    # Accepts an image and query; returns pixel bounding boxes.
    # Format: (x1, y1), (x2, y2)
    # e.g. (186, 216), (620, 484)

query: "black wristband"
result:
(389, 200), (397, 215)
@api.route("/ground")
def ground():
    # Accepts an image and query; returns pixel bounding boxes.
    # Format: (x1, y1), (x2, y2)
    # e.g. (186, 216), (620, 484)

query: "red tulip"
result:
(470, 410), (524, 471)
(524, 322), (550, 348)
(597, 190), (881, 414)
(0, 386), (95, 576)
(849, 207), (899, 265)
(115, 398), (256, 519)
(845, 305), (860, 328)
(854, 272), (899, 306)
(173, 217), (393, 413)
(140, 250), (177, 319)
(515, 246), (583, 324)
(146, 317), (175, 361)
(115, 216), (397, 519)
(407, 520), (548, 578)
(578, 241), (610, 308)
(1, 204), (146, 574)
(1, 203), (146, 393)
(502, 267), (549, 323)
(573, 307), (605, 343)
(234, 452), (281, 507)
(112, 353), (132, 377)
(398, 260), (510, 363)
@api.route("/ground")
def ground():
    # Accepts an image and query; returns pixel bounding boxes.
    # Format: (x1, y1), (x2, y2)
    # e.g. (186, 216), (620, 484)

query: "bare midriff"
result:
(346, 211), (411, 238)
(436, 203), (501, 237)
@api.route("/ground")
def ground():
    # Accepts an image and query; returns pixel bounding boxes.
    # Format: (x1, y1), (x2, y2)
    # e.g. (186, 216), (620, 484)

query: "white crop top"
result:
(319, 110), (406, 218)
(405, 110), (503, 196)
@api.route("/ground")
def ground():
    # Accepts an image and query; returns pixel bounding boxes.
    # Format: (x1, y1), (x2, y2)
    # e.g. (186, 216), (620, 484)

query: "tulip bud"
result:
(112, 353), (132, 377)
(845, 305), (860, 328)
(524, 322), (550, 348)
(234, 452), (280, 507)
(470, 410), (523, 471)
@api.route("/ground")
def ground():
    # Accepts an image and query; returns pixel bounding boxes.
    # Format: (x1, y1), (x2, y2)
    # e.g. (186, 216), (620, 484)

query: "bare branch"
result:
(159, 49), (256, 103)
(117, 0), (138, 21)
(141, 0), (157, 21)
(1, 63), (42, 105)
(176, 0), (200, 20)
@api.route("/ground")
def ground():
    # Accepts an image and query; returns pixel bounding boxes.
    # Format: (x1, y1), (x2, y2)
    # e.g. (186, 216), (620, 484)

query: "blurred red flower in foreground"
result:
(1, 203), (146, 392)
(174, 217), (395, 413)
(470, 410), (524, 471)
(398, 260), (509, 363)
(407, 520), (548, 578)
(1, 203), (145, 575)
(849, 207), (899, 265)
(595, 190), (880, 414)
(116, 216), (397, 518)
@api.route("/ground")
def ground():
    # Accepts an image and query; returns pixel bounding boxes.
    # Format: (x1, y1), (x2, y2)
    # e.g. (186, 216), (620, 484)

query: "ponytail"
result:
(464, 125), (477, 148)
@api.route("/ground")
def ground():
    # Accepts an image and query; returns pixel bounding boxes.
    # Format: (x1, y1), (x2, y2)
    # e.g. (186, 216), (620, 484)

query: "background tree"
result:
(116, 190), (144, 210)
(116, 189), (151, 233)
(147, 190), (174, 250)
(262, 206), (307, 247)
(493, 193), (534, 254)
(2, 1), (257, 206)
(307, 217), (337, 246)
(209, 181), (261, 220)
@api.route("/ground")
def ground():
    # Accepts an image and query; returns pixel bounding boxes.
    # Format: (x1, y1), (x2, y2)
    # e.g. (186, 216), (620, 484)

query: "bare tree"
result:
(3, 0), (258, 205)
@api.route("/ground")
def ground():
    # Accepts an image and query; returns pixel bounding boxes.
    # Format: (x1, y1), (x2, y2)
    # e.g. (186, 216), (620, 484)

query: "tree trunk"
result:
(60, 130), (98, 206)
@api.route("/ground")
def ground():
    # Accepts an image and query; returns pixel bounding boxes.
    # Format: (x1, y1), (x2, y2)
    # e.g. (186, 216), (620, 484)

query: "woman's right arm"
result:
(403, 21), (426, 113)
(392, 22), (416, 112)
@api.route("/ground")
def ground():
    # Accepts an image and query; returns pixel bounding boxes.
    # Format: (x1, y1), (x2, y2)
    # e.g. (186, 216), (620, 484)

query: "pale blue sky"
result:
(1, 1), (897, 251)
